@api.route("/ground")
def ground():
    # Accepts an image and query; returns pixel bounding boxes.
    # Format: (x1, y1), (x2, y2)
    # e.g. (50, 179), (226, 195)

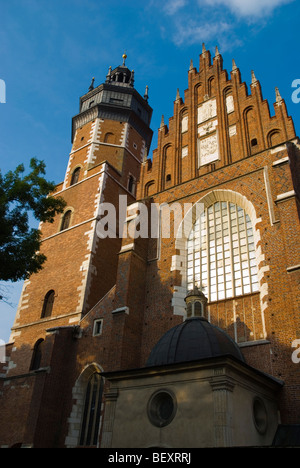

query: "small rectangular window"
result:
(93, 319), (103, 336)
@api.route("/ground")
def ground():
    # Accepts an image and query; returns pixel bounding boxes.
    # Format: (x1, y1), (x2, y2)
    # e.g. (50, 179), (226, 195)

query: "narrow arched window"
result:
(30, 339), (44, 371)
(194, 301), (203, 316)
(41, 290), (55, 318)
(70, 167), (80, 185)
(128, 175), (135, 194)
(60, 210), (72, 231)
(187, 201), (259, 302)
(79, 372), (104, 447)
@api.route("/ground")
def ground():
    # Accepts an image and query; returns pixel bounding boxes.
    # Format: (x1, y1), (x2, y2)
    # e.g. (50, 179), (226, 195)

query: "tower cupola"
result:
(105, 53), (135, 87)
(71, 54), (153, 151)
(184, 286), (208, 319)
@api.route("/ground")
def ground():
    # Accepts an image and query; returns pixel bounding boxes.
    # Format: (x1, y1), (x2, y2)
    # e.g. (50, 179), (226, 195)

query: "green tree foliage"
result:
(0, 158), (66, 283)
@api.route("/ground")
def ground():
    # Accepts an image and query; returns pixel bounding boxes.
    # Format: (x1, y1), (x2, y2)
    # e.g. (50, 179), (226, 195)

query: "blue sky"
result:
(0, 0), (299, 342)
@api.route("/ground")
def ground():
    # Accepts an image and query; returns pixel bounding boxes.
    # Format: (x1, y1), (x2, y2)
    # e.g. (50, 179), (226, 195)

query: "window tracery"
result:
(187, 201), (259, 301)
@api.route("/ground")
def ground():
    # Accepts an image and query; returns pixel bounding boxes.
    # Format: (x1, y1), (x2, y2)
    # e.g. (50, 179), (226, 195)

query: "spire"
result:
(122, 52), (127, 66)
(232, 59), (238, 72)
(215, 45), (220, 57)
(144, 85), (149, 101)
(88, 77), (95, 92)
(160, 115), (165, 128)
(189, 59), (194, 71)
(175, 88), (180, 101)
(106, 66), (112, 83)
(275, 86), (283, 104)
(129, 69), (135, 87)
(200, 42), (212, 69)
(251, 70), (258, 86)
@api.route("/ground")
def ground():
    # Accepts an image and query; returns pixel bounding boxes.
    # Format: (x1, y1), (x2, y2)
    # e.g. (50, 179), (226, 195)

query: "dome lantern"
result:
(184, 286), (208, 319)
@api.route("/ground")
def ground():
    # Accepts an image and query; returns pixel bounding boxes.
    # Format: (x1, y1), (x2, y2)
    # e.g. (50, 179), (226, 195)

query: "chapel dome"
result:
(146, 316), (245, 367)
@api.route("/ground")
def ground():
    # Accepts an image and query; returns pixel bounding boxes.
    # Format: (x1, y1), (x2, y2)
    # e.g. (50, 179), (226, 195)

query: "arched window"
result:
(70, 167), (80, 185)
(79, 372), (104, 447)
(41, 290), (55, 318)
(144, 180), (155, 198)
(186, 301), (203, 317)
(194, 301), (203, 316)
(187, 201), (259, 302)
(104, 132), (115, 144)
(128, 175), (135, 194)
(30, 339), (44, 371)
(60, 210), (72, 231)
(181, 114), (188, 133)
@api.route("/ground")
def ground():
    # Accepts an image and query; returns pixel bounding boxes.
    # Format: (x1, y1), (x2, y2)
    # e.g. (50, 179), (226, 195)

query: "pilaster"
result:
(210, 370), (235, 447)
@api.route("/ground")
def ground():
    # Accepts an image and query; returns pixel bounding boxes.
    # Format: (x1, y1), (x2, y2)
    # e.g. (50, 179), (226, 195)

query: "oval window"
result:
(147, 390), (177, 427)
(253, 397), (268, 434)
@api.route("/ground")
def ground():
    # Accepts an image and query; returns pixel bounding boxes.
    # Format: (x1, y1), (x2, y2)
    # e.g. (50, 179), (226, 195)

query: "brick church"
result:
(1, 47), (299, 448)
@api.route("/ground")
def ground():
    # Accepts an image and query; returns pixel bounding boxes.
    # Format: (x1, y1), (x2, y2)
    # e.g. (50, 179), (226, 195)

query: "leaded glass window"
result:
(79, 372), (103, 447)
(187, 202), (259, 301)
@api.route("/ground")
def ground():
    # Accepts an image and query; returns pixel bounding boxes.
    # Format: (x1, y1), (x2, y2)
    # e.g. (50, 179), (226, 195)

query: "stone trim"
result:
(263, 166), (279, 225)
(272, 156), (289, 166)
(112, 307), (129, 315)
(275, 190), (296, 203)
(287, 264), (300, 273)
(65, 363), (103, 448)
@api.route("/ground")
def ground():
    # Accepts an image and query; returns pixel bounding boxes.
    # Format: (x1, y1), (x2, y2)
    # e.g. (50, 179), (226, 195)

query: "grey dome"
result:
(146, 317), (244, 367)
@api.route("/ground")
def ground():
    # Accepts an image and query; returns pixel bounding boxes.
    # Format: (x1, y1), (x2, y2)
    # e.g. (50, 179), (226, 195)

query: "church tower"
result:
(8, 54), (153, 374)
(1, 47), (299, 449)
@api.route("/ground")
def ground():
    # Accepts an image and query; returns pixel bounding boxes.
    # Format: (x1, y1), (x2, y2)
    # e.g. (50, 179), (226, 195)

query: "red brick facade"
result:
(0, 49), (299, 448)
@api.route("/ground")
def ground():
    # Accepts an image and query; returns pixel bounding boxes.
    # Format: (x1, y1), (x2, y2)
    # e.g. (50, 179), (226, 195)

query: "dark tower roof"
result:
(146, 316), (245, 367)
(71, 54), (153, 149)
